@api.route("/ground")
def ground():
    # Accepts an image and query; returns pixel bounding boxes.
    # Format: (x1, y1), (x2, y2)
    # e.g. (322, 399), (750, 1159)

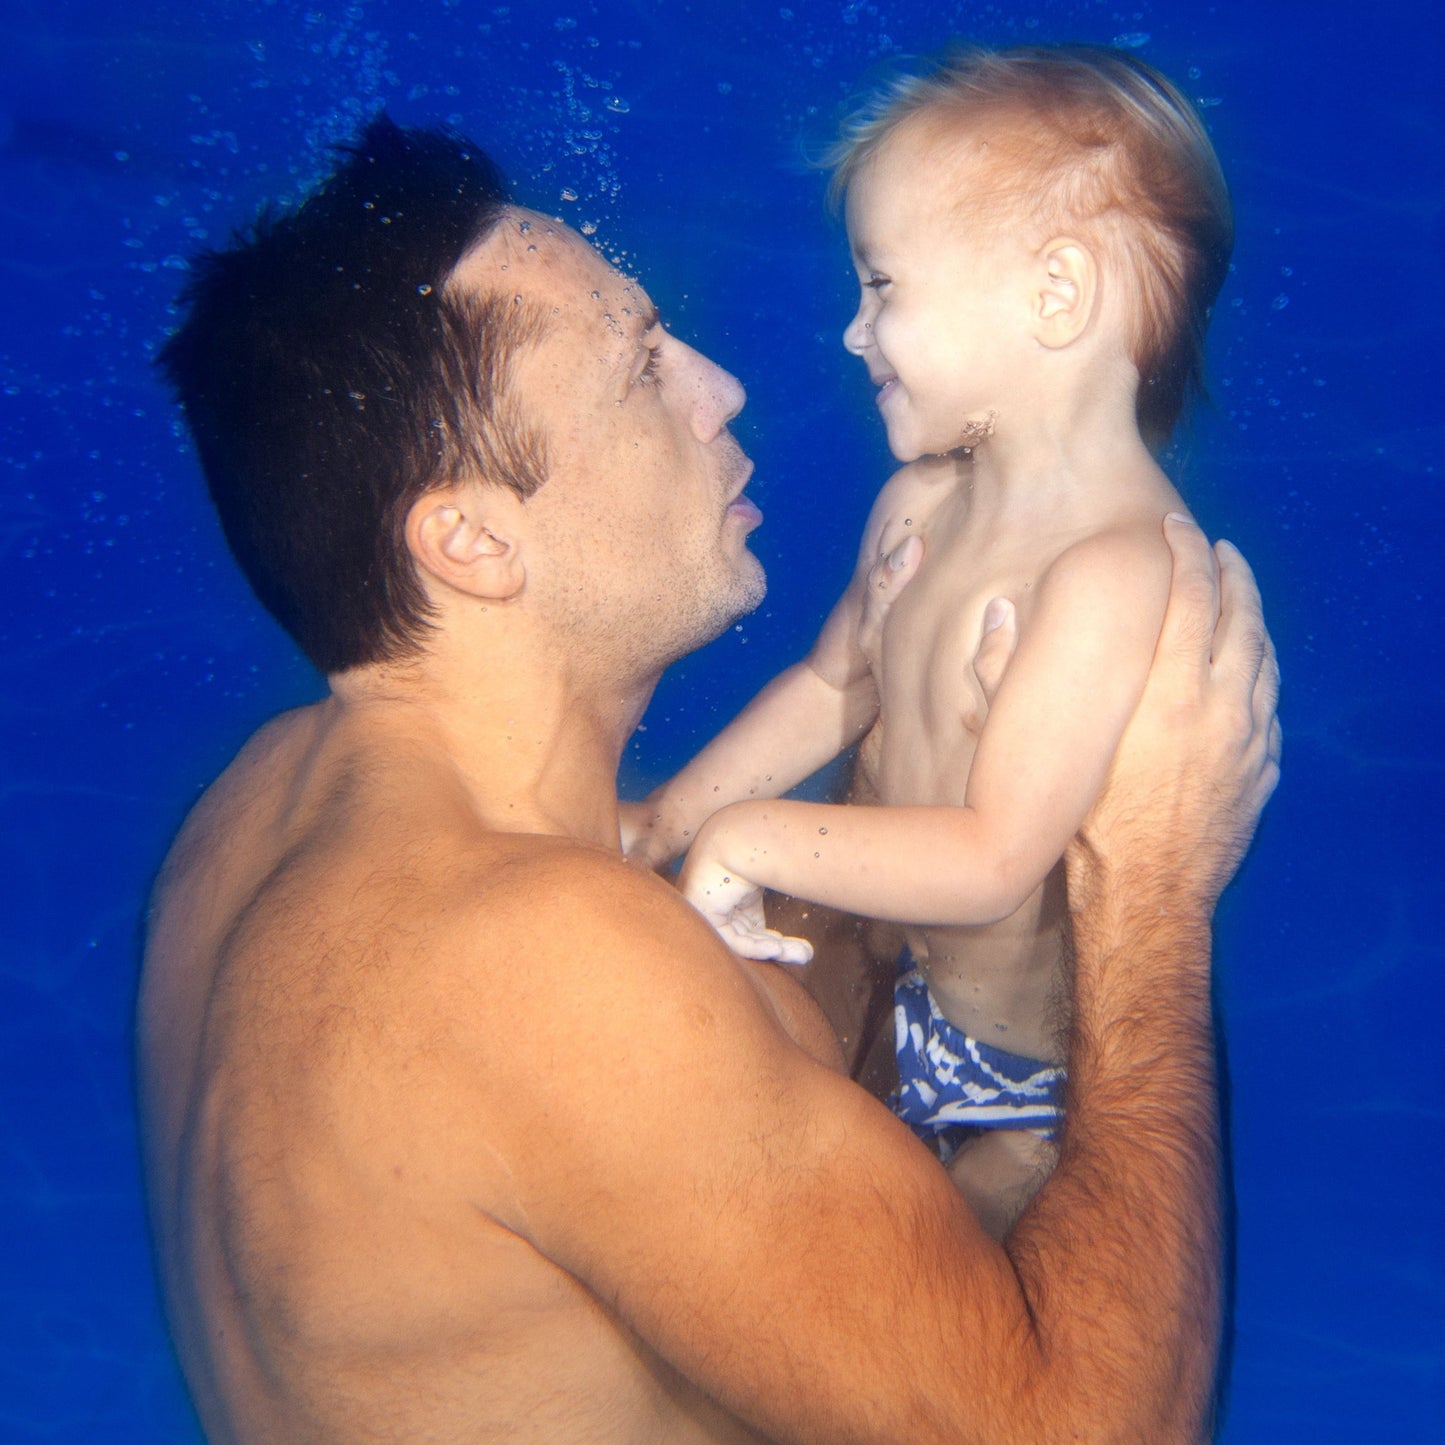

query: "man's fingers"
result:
(863, 534), (923, 605)
(858, 533), (924, 669)
(1212, 540), (1281, 803)
(971, 597), (1018, 706)
(1157, 514), (1220, 672)
(1267, 716), (1283, 775)
(1254, 628), (1281, 733)
(1210, 539), (1269, 685)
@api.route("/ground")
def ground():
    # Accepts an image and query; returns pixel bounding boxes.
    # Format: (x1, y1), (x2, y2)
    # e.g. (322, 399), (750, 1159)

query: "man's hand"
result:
(857, 533), (923, 684)
(1069, 514), (1281, 915)
(971, 595), (1019, 707)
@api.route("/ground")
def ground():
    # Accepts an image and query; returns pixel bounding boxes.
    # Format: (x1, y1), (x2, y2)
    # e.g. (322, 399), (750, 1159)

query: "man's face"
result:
(451, 212), (765, 672)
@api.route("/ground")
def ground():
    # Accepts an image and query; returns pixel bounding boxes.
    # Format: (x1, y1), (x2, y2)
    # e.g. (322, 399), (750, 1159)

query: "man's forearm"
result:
(962, 521), (1271, 1443)
(1008, 845), (1222, 1441)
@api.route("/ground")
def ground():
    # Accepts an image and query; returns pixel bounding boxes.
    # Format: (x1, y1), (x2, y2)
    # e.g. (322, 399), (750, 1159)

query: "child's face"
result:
(843, 126), (1034, 461)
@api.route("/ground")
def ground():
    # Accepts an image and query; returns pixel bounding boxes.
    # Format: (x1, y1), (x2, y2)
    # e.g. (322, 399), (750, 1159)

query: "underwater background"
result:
(1, 0), (1439, 1438)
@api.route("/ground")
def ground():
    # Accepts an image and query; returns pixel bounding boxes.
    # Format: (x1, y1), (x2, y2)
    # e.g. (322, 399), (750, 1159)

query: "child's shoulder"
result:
(878, 454), (961, 506)
(862, 456), (962, 555)
(1039, 513), (1178, 613)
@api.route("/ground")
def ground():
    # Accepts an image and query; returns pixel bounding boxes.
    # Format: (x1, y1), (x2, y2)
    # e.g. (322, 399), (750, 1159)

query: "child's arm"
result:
(679, 523), (1173, 953)
(624, 475), (927, 871)
(622, 655), (874, 872)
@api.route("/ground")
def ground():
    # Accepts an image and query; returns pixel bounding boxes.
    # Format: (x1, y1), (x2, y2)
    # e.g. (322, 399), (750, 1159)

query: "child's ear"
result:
(405, 481), (526, 601)
(1033, 239), (1098, 348)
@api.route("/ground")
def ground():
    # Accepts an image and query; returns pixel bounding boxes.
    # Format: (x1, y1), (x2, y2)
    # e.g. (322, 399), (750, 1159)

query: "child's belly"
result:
(859, 714), (1068, 1066)
(903, 869), (1068, 1066)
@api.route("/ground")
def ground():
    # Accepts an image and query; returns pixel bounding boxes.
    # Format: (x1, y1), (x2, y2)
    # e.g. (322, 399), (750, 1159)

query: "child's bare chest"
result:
(866, 517), (1057, 806)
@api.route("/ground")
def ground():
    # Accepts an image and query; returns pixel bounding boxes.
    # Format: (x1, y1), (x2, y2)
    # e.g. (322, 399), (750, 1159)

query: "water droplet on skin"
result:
(818, 827), (828, 835)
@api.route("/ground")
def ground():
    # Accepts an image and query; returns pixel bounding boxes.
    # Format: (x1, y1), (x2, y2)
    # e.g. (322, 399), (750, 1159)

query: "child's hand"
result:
(678, 843), (814, 965)
(619, 800), (664, 869)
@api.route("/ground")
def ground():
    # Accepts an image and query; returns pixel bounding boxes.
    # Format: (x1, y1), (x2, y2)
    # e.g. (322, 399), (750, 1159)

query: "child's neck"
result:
(962, 389), (1160, 517)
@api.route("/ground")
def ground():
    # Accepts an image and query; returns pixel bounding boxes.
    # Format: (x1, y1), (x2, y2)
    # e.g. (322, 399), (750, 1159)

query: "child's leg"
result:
(947, 1129), (1058, 1241)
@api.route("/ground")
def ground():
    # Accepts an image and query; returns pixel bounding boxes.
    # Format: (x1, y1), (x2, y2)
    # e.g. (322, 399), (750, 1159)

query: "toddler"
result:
(627, 46), (1234, 1237)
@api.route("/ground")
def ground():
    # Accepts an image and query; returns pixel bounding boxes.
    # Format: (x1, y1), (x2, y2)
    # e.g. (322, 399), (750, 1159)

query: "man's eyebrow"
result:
(632, 301), (661, 336)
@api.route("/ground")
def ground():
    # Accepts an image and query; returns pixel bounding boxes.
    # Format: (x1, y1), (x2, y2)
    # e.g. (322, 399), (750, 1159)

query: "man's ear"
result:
(1032, 238), (1098, 349)
(405, 482), (526, 601)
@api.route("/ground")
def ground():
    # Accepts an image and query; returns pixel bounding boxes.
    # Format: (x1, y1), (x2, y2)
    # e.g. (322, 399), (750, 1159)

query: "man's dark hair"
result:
(158, 115), (550, 674)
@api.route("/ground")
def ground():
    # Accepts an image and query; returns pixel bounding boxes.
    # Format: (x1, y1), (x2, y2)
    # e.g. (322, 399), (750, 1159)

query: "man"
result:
(141, 118), (1279, 1443)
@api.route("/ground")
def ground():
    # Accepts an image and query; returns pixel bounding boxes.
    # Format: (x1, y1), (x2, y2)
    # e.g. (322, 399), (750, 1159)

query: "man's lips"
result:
(726, 458), (761, 526)
(727, 493), (763, 527)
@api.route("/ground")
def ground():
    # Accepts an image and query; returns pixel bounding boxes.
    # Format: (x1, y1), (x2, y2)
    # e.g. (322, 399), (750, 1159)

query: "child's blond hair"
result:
(829, 45), (1233, 445)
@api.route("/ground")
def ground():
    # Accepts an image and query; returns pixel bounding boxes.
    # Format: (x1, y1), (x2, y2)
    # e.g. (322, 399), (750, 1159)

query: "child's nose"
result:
(843, 305), (872, 356)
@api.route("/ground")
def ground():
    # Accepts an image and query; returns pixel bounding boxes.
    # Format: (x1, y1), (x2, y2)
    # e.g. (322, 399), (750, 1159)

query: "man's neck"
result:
(328, 634), (656, 850)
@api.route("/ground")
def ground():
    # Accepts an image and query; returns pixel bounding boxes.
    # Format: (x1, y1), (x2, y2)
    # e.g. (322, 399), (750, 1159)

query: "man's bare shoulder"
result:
(151, 704), (322, 897)
(430, 837), (818, 1026)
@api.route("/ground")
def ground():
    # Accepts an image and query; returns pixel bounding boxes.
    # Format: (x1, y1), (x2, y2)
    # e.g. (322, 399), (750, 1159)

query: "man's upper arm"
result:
(448, 850), (1034, 1443)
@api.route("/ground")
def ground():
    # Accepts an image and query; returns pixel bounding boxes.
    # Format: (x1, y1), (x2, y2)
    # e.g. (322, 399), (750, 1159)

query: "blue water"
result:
(1, 1), (1439, 1439)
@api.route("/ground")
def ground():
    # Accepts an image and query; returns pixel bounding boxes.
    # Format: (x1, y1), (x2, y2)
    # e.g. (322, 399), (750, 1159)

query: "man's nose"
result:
(686, 349), (746, 441)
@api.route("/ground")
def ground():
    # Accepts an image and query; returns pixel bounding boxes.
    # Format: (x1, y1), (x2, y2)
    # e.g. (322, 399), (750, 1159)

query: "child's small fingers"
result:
(770, 933), (815, 966)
